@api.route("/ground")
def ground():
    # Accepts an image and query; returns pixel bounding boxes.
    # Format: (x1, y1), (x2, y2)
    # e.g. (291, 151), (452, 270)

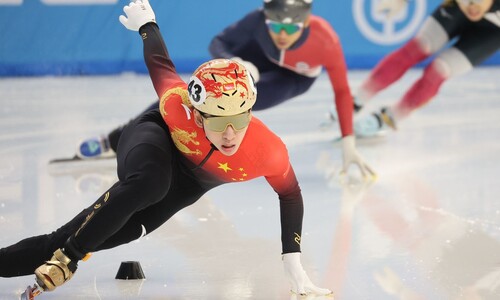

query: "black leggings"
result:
(0, 111), (219, 277)
(0, 184), (205, 277)
(108, 101), (159, 151)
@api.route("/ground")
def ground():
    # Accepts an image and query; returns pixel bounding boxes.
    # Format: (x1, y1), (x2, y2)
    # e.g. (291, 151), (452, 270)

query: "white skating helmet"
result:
(188, 59), (257, 116)
(263, 0), (313, 23)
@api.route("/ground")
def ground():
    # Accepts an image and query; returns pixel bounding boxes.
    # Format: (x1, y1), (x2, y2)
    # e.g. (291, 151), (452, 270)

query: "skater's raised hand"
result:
(282, 252), (333, 297)
(340, 135), (376, 181)
(119, 0), (156, 31)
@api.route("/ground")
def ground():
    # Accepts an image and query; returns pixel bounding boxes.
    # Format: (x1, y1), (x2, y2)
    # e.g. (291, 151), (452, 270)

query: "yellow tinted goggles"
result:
(200, 111), (251, 132)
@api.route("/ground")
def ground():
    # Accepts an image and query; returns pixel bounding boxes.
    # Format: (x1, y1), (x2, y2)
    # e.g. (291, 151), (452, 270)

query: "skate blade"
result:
(48, 154), (117, 176)
(355, 131), (387, 139)
(20, 285), (42, 300)
(49, 154), (116, 164)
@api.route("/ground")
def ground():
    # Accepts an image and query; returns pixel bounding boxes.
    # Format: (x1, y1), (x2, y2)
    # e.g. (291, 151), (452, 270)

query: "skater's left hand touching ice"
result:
(283, 253), (333, 297)
(340, 135), (376, 181)
(119, 0), (156, 31)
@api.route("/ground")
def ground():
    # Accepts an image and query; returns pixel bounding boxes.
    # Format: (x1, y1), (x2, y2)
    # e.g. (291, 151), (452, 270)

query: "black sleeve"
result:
(138, 23), (184, 98)
(279, 189), (304, 254)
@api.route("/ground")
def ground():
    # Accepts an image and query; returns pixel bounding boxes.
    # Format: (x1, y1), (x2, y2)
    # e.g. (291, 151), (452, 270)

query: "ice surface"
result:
(0, 68), (499, 299)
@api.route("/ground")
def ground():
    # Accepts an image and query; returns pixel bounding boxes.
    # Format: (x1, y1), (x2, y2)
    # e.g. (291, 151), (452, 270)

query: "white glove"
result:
(340, 135), (376, 181)
(376, 0), (408, 19)
(119, 0), (156, 31)
(231, 57), (260, 83)
(282, 252), (333, 296)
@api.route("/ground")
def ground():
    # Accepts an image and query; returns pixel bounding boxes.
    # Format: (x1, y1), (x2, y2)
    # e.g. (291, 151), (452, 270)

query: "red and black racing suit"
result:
(0, 23), (305, 277)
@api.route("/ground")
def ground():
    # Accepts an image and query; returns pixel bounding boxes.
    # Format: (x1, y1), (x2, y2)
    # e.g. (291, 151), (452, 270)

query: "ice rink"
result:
(0, 67), (499, 299)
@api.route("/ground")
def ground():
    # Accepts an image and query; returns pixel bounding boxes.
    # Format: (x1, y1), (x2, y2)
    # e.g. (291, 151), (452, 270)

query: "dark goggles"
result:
(265, 20), (304, 35)
(200, 110), (251, 132)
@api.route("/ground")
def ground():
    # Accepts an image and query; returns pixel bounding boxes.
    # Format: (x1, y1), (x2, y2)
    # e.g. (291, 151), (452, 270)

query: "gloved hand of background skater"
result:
(282, 252), (333, 296)
(119, 0), (156, 31)
(376, 0), (408, 19)
(340, 135), (376, 181)
(231, 57), (260, 83)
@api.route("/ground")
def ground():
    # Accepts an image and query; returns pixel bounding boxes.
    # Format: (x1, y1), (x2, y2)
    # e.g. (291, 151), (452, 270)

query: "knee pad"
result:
(415, 17), (449, 54)
(434, 47), (473, 78)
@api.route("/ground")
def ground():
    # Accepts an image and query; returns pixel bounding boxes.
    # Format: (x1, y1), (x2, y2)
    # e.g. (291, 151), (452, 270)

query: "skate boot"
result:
(76, 135), (113, 159)
(354, 107), (396, 138)
(33, 248), (78, 292)
(353, 98), (363, 114)
(320, 105), (338, 129)
(321, 98), (363, 129)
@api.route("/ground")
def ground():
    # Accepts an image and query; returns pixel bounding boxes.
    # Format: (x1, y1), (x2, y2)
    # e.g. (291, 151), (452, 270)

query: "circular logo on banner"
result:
(353, 0), (426, 45)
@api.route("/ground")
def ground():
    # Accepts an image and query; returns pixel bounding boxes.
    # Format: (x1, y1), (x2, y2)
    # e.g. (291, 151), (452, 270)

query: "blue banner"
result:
(0, 0), (498, 76)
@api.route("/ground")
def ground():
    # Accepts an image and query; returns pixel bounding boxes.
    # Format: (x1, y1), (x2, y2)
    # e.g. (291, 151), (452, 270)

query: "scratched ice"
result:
(0, 68), (499, 299)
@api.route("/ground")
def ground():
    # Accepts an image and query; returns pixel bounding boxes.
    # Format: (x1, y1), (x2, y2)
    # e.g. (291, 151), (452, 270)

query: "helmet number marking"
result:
(187, 76), (206, 106)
